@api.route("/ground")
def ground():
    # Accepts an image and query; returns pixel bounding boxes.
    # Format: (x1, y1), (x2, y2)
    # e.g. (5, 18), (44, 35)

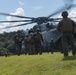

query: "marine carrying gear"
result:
(60, 18), (73, 32)
(33, 32), (43, 42)
(14, 34), (24, 43)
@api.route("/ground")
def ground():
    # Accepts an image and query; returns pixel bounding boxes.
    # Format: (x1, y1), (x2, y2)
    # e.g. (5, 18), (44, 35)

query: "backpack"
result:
(15, 34), (23, 43)
(34, 33), (42, 42)
(61, 18), (73, 32)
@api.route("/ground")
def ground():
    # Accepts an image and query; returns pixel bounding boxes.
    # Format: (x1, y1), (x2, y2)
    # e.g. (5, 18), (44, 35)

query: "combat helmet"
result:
(36, 28), (40, 32)
(17, 30), (21, 33)
(61, 10), (68, 17)
(30, 32), (33, 36)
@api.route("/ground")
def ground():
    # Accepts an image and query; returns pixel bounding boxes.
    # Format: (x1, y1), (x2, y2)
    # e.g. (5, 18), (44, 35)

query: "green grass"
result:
(0, 53), (76, 75)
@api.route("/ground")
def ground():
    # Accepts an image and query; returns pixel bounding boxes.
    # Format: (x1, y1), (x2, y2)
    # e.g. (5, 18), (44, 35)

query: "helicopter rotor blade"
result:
(69, 17), (76, 18)
(0, 20), (32, 23)
(0, 12), (34, 19)
(47, 5), (69, 18)
(52, 16), (76, 21)
(0, 22), (33, 30)
(52, 20), (60, 22)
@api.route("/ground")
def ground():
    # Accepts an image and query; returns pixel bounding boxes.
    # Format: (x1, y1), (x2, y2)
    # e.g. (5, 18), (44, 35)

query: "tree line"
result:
(0, 31), (23, 56)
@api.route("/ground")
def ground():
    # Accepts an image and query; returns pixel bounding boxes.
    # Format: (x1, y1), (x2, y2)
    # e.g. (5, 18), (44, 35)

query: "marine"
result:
(33, 28), (43, 55)
(14, 30), (24, 56)
(28, 33), (35, 55)
(24, 35), (29, 55)
(49, 38), (56, 54)
(57, 11), (76, 57)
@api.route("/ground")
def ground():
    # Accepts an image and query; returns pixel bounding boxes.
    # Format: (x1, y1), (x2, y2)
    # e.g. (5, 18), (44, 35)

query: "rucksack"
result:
(61, 18), (73, 32)
(34, 33), (42, 42)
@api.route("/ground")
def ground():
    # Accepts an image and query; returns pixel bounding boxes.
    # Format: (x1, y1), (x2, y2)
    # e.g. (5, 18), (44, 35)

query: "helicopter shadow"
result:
(62, 55), (76, 61)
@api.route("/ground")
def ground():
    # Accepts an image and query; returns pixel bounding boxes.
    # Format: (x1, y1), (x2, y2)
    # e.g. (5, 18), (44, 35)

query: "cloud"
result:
(32, 6), (44, 11)
(0, 7), (25, 33)
(19, 1), (24, 5)
(69, 8), (76, 17)
(68, 8), (76, 21)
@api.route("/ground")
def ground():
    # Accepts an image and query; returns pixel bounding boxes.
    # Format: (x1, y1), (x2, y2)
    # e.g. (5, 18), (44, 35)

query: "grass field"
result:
(0, 52), (76, 75)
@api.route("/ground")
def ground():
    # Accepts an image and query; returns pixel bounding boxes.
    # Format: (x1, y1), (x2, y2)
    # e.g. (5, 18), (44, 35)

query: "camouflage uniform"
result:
(24, 35), (29, 55)
(24, 33), (34, 55)
(33, 28), (43, 54)
(28, 33), (35, 55)
(14, 31), (24, 56)
(57, 11), (76, 57)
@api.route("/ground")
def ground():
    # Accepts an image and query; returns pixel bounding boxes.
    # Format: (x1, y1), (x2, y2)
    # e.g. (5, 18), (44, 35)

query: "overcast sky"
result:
(0, 0), (76, 33)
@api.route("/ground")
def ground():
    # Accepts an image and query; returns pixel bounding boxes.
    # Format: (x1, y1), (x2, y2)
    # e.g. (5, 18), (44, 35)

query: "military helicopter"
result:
(0, 0), (76, 52)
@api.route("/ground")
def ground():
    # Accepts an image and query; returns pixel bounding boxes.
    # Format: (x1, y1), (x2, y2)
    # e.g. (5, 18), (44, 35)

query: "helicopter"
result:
(0, 0), (76, 52)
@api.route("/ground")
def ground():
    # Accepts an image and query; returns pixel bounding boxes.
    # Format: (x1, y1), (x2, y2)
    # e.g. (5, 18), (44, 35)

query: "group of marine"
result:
(14, 28), (44, 56)
(14, 10), (76, 57)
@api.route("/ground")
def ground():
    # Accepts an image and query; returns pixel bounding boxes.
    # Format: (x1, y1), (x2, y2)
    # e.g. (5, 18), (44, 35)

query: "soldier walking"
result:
(57, 11), (76, 57)
(33, 28), (43, 55)
(49, 38), (56, 54)
(28, 33), (35, 55)
(24, 33), (35, 55)
(14, 30), (24, 56)
(24, 35), (29, 55)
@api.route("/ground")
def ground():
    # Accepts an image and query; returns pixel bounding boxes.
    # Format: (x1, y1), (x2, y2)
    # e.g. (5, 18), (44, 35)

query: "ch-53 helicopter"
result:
(0, 0), (76, 52)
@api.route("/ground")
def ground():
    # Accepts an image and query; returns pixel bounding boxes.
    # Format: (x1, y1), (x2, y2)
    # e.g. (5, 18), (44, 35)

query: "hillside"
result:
(0, 53), (76, 75)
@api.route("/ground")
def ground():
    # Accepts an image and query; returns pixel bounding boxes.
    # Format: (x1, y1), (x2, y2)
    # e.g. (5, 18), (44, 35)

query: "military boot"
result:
(64, 53), (68, 57)
(72, 52), (76, 55)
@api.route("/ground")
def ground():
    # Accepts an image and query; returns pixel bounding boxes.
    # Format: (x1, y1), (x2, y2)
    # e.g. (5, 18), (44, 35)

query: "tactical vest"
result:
(15, 34), (23, 43)
(34, 33), (42, 42)
(28, 36), (34, 44)
(60, 18), (73, 33)
(24, 37), (29, 44)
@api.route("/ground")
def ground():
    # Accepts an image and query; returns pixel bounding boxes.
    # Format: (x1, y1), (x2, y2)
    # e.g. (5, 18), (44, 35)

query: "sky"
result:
(0, 0), (76, 33)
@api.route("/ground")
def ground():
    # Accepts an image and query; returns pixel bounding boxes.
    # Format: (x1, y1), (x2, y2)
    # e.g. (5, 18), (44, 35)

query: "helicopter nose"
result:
(63, 0), (74, 5)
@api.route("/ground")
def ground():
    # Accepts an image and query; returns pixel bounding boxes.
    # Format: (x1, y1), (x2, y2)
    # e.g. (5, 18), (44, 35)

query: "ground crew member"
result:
(14, 30), (24, 56)
(57, 10), (76, 57)
(33, 28), (43, 55)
